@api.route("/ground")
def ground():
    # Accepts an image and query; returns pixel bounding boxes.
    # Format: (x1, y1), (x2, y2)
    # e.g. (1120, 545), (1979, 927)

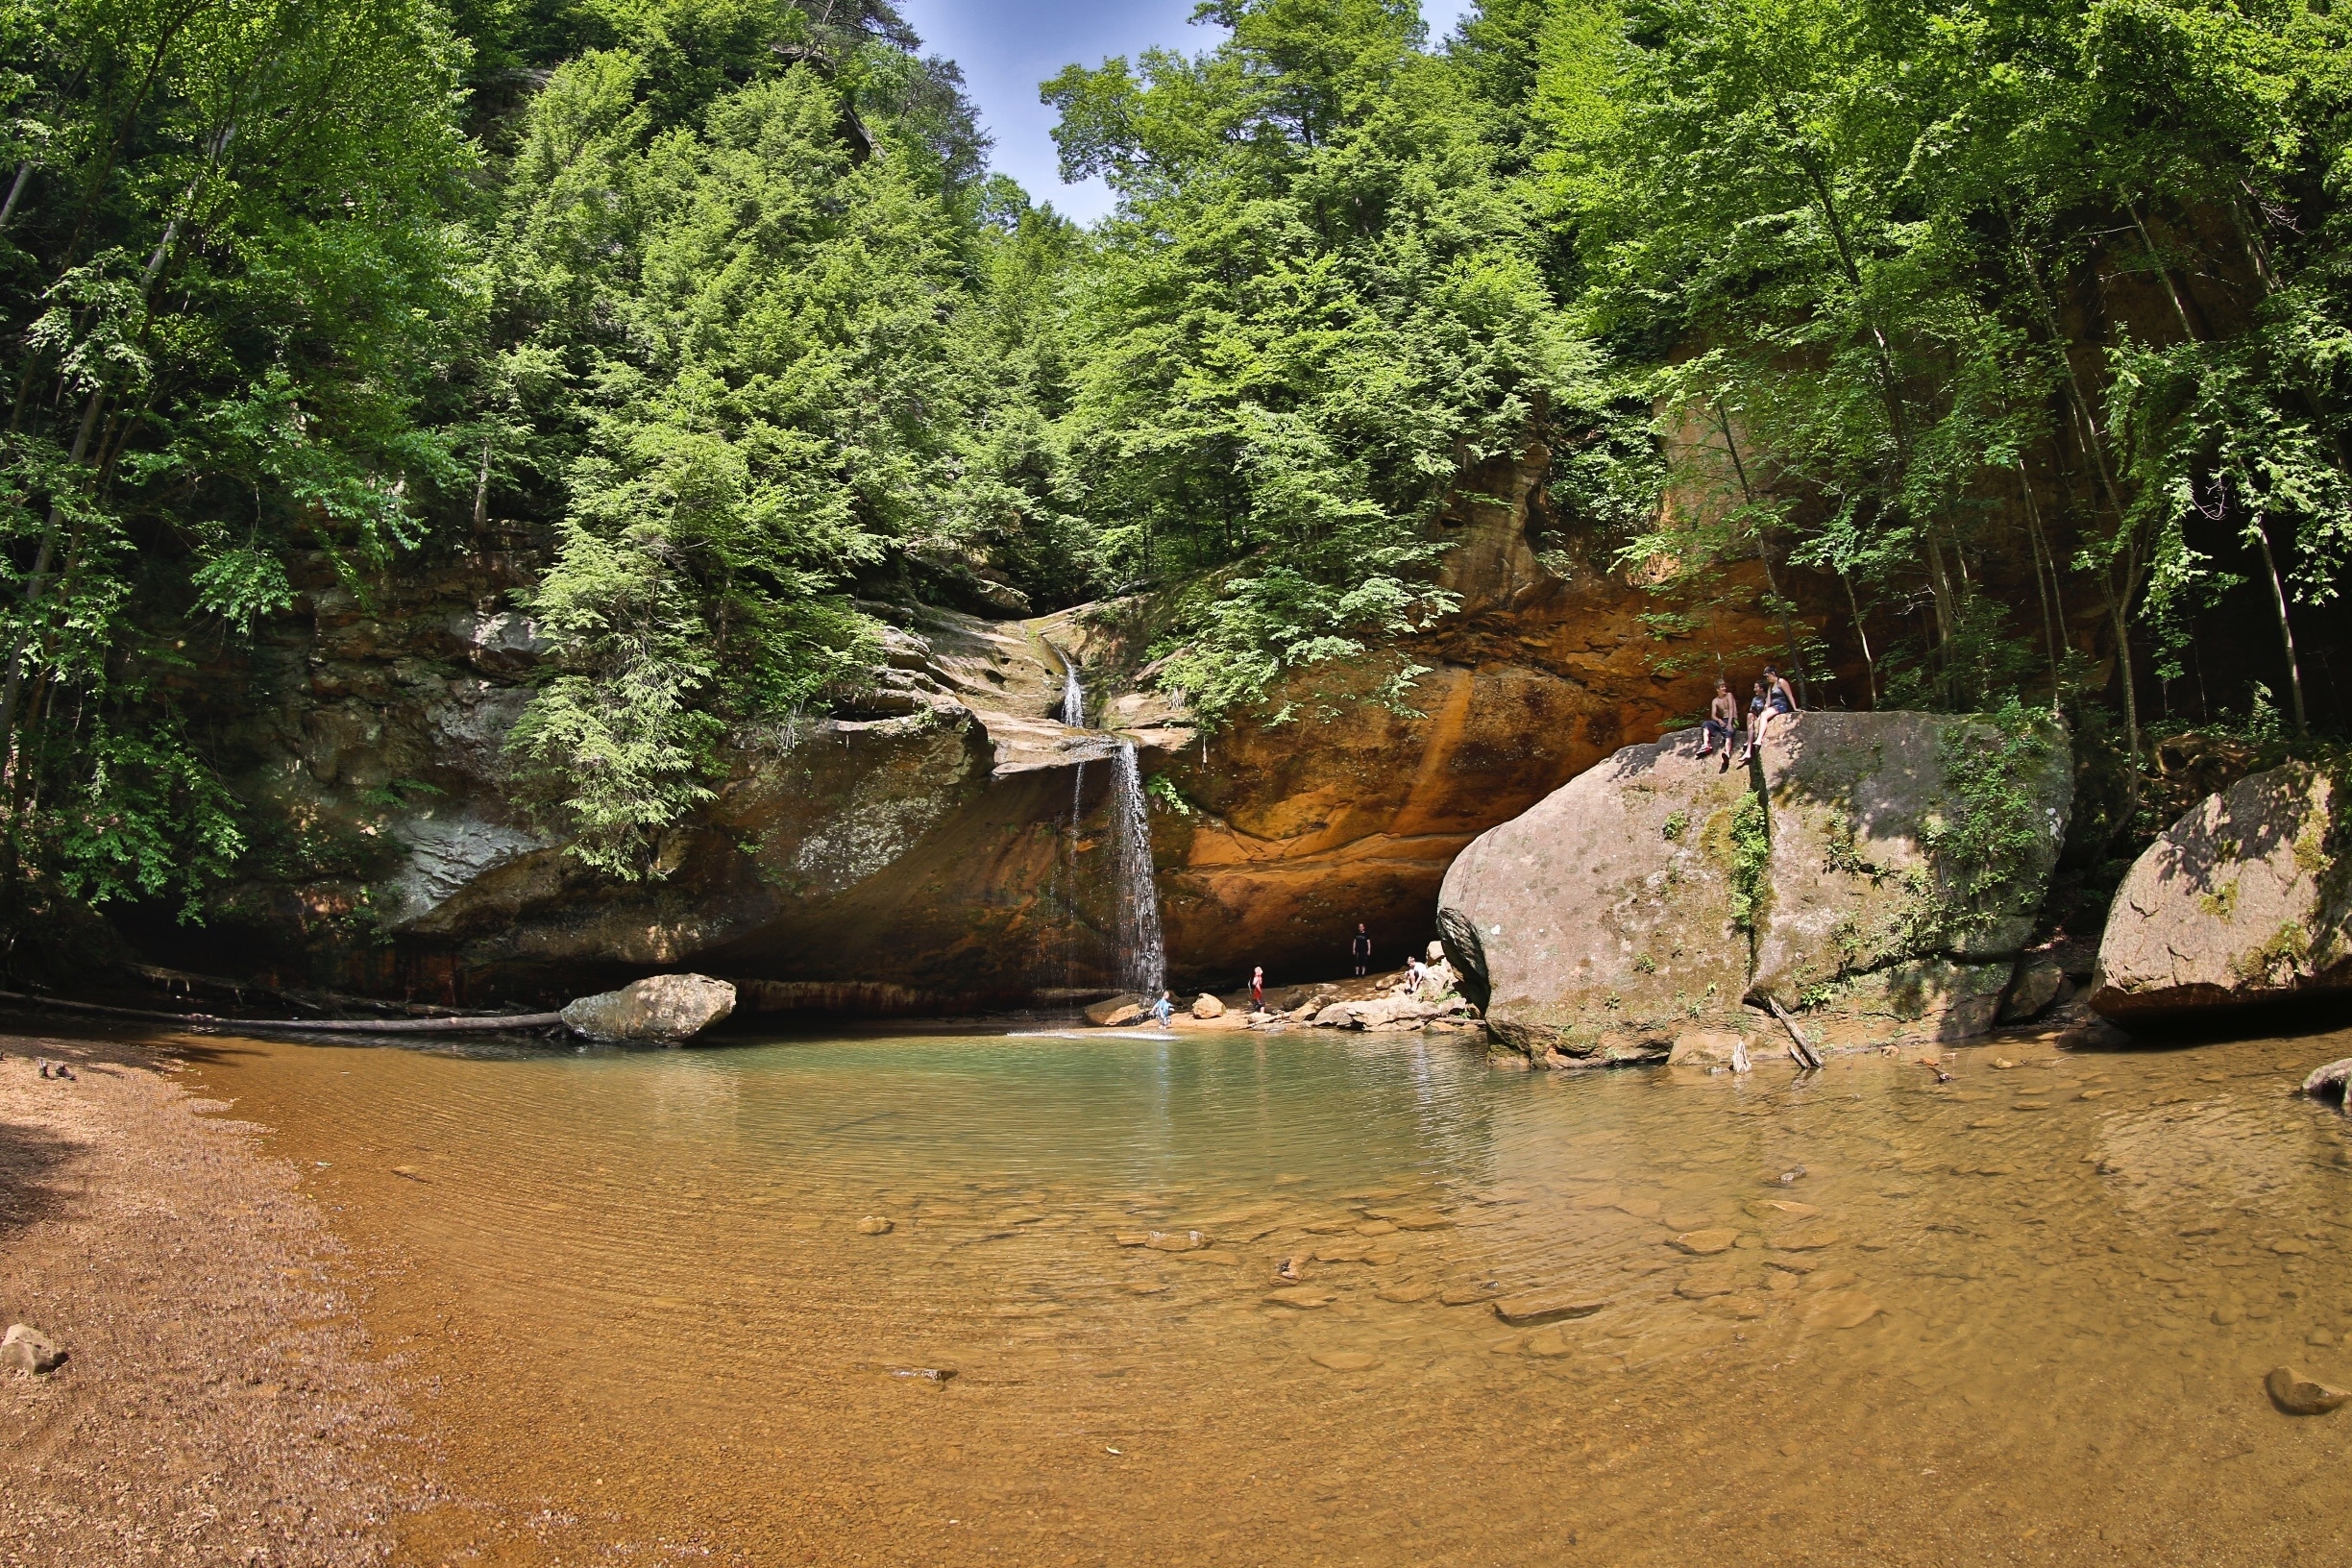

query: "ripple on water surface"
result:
(202, 1024), (2352, 1566)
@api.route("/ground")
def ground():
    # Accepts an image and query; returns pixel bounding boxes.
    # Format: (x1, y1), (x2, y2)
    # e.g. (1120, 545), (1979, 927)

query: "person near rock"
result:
(1736, 679), (1768, 764)
(1761, 663), (1799, 744)
(1351, 923), (1372, 977)
(1700, 677), (1738, 763)
(1151, 990), (1174, 1029)
(1251, 966), (1264, 1013)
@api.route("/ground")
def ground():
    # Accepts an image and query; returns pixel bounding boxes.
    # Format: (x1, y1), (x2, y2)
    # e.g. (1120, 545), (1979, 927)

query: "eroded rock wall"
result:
(130, 445), (1823, 1010)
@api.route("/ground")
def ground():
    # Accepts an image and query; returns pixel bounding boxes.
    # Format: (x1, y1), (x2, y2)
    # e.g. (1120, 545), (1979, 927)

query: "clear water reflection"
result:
(200, 1021), (2352, 1566)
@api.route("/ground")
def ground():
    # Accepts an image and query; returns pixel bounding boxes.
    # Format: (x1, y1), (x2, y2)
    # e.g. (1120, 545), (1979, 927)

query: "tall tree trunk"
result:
(1842, 573), (1877, 710)
(2018, 471), (2065, 704)
(1714, 404), (1810, 703)
(2250, 513), (2308, 735)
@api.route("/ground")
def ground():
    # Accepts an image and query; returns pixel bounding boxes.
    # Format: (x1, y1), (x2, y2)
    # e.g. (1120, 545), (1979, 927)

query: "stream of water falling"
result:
(1109, 741), (1165, 994)
(1060, 655), (1084, 728)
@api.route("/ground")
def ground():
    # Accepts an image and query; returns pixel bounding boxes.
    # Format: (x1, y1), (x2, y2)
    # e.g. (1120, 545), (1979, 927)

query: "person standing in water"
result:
(1251, 966), (1265, 1013)
(1351, 923), (1371, 977)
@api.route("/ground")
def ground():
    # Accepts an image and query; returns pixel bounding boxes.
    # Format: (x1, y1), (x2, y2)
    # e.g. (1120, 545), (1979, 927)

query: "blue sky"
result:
(894, 0), (1479, 223)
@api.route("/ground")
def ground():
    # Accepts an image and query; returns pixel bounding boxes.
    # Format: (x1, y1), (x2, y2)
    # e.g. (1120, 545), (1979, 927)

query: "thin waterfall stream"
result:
(1056, 648), (1165, 995)
(1108, 741), (1166, 995)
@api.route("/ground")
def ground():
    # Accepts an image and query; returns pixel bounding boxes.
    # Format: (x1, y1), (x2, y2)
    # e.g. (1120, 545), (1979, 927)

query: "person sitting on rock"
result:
(1700, 677), (1738, 763)
(1763, 663), (1800, 739)
(1736, 680), (1768, 764)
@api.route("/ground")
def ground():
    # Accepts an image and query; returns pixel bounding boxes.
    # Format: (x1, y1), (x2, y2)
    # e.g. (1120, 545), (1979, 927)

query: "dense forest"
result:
(1, 0), (2348, 947)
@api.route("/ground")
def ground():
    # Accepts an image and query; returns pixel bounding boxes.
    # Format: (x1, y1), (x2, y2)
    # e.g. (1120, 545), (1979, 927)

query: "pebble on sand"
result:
(1309, 1350), (1381, 1372)
(1670, 1228), (1739, 1256)
(2266, 1365), (2352, 1415)
(856, 1215), (894, 1235)
(1, 1324), (64, 1375)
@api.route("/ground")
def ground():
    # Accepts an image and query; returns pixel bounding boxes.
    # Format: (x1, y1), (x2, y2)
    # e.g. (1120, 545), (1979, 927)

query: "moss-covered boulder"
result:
(2092, 765), (2352, 1019)
(1438, 709), (2072, 1064)
(1752, 709), (2071, 1046)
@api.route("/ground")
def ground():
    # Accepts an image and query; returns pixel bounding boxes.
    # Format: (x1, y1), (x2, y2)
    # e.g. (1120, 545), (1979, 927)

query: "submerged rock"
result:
(2266, 1364), (2352, 1415)
(1439, 711), (2070, 1064)
(560, 973), (737, 1044)
(2093, 765), (2352, 1021)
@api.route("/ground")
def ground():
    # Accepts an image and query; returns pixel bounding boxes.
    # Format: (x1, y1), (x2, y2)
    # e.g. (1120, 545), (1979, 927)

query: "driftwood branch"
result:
(1767, 996), (1825, 1070)
(0, 989), (563, 1036)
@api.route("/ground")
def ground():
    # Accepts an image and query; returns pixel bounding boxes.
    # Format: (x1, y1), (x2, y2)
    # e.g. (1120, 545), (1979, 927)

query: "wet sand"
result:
(0, 1027), (416, 1566)
(175, 1016), (2352, 1566)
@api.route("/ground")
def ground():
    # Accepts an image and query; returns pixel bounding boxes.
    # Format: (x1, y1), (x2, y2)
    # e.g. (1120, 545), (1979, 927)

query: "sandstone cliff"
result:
(128, 446), (1812, 1011)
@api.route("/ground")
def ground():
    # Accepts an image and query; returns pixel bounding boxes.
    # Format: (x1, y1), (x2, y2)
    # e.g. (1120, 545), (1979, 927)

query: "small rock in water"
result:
(1309, 1350), (1380, 1372)
(1772, 1229), (1842, 1252)
(1670, 1229), (1739, 1256)
(1800, 1268), (1861, 1293)
(1276, 1256), (1303, 1282)
(1263, 1286), (1335, 1310)
(561, 972), (737, 1044)
(1356, 1219), (1399, 1237)
(890, 1366), (956, 1384)
(856, 1216), (894, 1235)
(1750, 1199), (1820, 1220)
(2271, 1238), (2315, 1256)
(1439, 1283), (1504, 1307)
(1801, 1290), (1883, 1330)
(1376, 1283), (1438, 1304)
(2310, 1328), (2338, 1347)
(2266, 1365), (2352, 1415)
(1992, 1058), (2019, 1069)
(2212, 1303), (2245, 1326)
(1675, 1265), (1747, 1300)
(1766, 1270), (1802, 1293)
(1776, 1166), (1808, 1187)
(1492, 1290), (1607, 1327)
(0, 1325), (63, 1375)
(1146, 1230), (1206, 1253)
(1387, 1209), (1454, 1231)
(1113, 1232), (1151, 1247)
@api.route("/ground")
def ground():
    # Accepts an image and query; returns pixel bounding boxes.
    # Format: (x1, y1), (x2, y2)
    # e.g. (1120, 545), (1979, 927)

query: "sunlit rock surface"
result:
(2093, 765), (2352, 1020)
(1439, 712), (2071, 1064)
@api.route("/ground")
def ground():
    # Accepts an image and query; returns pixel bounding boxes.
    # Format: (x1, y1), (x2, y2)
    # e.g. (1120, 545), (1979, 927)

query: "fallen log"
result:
(1767, 996), (1825, 1070)
(0, 988), (562, 1036)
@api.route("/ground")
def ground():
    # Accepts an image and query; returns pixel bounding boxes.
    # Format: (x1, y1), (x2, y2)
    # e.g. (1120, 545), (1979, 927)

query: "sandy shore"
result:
(0, 1025), (415, 1567)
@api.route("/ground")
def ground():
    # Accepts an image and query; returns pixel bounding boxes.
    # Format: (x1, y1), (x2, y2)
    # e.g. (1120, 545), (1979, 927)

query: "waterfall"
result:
(1062, 656), (1084, 727)
(1109, 741), (1166, 996)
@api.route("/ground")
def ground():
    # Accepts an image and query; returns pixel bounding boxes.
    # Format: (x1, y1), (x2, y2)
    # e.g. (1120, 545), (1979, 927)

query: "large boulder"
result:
(1438, 711), (2071, 1064)
(1434, 732), (1758, 1062)
(1750, 709), (2070, 1049)
(561, 973), (737, 1044)
(2091, 765), (2351, 1020)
